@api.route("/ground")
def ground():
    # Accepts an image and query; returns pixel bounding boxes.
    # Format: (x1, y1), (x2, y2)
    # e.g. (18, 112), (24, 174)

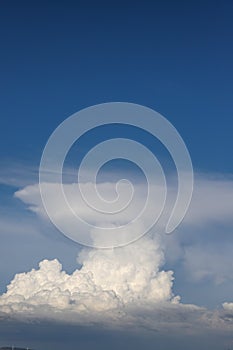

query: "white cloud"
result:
(14, 175), (233, 233)
(222, 302), (233, 318)
(14, 175), (233, 276)
(0, 234), (232, 334)
(223, 302), (233, 312)
(12, 174), (233, 288)
(0, 236), (177, 316)
(1, 173), (233, 333)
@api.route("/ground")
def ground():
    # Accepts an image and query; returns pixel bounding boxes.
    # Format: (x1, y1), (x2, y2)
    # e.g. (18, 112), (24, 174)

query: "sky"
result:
(0, 1), (233, 349)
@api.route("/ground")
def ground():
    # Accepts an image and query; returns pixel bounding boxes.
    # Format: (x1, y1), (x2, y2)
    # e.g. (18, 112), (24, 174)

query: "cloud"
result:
(0, 236), (177, 318)
(1, 173), (233, 335)
(223, 302), (233, 312)
(13, 175), (233, 284)
(14, 174), (233, 234)
(0, 234), (232, 335)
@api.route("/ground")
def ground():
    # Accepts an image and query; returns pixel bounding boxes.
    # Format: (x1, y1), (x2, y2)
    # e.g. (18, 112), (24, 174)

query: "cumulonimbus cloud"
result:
(0, 236), (177, 315)
(1, 174), (232, 333)
(0, 235), (232, 334)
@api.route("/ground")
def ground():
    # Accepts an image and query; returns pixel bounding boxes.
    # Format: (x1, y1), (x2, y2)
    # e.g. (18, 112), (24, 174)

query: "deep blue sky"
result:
(1, 0), (233, 173)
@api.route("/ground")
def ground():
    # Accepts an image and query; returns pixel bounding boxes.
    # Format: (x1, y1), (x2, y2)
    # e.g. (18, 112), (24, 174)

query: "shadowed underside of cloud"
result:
(0, 318), (232, 350)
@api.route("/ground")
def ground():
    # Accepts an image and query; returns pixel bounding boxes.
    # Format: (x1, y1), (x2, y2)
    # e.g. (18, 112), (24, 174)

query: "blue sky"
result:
(1, 1), (233, 171)
(0, 1), (233, 349)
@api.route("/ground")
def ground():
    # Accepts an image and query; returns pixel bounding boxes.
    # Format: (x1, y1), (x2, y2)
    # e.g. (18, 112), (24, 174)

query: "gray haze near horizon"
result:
(0, 319), (231, 350)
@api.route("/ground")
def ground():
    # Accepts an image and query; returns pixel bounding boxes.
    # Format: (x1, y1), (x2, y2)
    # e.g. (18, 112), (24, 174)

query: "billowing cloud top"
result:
(0, 235), (232, 334)
(0, 237), (177, 316)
